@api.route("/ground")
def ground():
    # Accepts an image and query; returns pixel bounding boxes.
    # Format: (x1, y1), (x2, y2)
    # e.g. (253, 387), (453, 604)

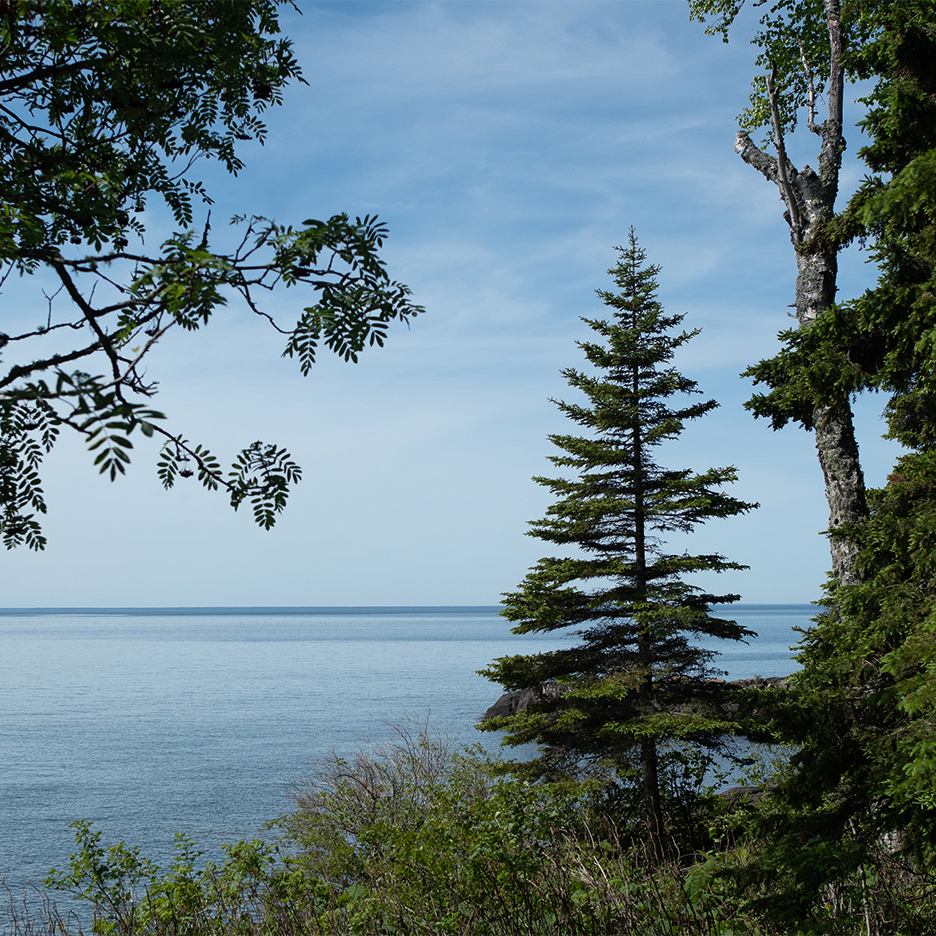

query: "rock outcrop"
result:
(483, 682), (571, 720)
(483, 675), (790, 721)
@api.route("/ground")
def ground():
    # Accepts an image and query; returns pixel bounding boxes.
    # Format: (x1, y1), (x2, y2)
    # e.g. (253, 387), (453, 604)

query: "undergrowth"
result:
(4, 724), (935, 936)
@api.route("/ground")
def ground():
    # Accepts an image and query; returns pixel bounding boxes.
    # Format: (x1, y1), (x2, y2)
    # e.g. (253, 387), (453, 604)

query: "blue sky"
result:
(0, 0), (900, 607)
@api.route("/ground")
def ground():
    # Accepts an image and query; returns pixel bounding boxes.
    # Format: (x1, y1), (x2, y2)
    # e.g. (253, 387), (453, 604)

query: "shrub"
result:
(276, 721), (773, 935)
(9, 722), (829, 936)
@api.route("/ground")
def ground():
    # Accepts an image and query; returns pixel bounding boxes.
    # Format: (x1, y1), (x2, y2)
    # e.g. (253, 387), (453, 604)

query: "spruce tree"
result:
(482, 231), (756, 858)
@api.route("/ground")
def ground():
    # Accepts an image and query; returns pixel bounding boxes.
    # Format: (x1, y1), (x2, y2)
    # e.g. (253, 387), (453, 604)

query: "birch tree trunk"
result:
(734, 0), (866, 586)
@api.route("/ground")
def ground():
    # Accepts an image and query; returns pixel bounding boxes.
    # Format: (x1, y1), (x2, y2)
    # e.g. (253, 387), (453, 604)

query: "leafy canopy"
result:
(688, 0), (877, 141)
(0, 0), (423, 549)
(699, 3), (936, 916)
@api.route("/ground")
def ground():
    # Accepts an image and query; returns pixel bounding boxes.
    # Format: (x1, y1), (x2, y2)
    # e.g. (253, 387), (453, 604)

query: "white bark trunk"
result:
(734, 0), (867, 586)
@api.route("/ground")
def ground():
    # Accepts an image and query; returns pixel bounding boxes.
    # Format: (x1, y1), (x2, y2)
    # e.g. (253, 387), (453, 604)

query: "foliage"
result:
(266, 724), (777, 935)
(701, 807), (936, 936)
(0, 0), (423, 548)
(752, 0), (936, 447)
(480, 232), (756, 859)
(700, 451), (936, 927)
(727, 448), (936, 924)
(688, 0), (859, 142)
(11, 730), (777, 936)
(687, 0), (856, 433)
(41, 819), (333, 936)
(11, 725), (936, 935)
(690, 0), (936, 443)
(34, 729), (933, 936)
(667, 1), (936, 923)
(739, 0), (936, 438)
(685, 4), (936, 918)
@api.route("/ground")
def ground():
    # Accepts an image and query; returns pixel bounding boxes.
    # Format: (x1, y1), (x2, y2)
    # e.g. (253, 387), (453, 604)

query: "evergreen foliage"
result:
(801, 452), (936, 840)
(481, 231), (756, 857)
(722, 450), (936, 926)
(827, 0), (936, 447)
(714, 4), (936, 917)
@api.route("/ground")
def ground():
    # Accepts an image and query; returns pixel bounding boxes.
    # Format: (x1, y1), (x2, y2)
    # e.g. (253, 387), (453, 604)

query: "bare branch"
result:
(0, 342), (104, 391)
(767, 63), (803, 244)
(111, 324), (175, 395)
(0, 54), (117, 96)
(0, 102), (67, 143)
(734, 130), (780, 184)
(3, 318), (86, 343)
(798, 34), (818, 133)
(49, 257), (122, 381)
(239, 288), (292, 334)
(815, 0), (846, 199)
(825, 0), (844, 132)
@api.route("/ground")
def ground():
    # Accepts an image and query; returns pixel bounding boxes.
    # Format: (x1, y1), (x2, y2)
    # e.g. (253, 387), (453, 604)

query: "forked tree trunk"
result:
(734, 0), (867, 586)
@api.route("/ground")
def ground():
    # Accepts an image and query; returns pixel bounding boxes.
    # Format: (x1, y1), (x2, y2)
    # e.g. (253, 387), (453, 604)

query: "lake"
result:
(0, 604), (813, 896)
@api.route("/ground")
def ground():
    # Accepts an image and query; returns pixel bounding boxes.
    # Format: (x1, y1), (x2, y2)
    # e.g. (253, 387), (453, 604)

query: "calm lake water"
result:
(0, 604), (813, 895)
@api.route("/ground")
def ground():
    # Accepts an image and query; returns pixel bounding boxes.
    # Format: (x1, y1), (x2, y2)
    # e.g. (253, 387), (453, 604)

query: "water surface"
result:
(0, 604), (812, 891)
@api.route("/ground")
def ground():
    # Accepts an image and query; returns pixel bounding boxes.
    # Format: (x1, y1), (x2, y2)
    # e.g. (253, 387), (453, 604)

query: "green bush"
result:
(275, 721), (771, 935)
(40, 820), (333, 936)
(11, 723), (773, 936)
(34, 722), (935, 935)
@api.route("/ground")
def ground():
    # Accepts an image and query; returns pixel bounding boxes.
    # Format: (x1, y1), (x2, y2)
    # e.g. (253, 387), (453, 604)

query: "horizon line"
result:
(0, 602), (817, 613)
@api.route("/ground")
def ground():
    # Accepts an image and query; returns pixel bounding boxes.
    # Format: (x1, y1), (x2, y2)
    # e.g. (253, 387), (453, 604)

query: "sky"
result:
(0, 0), (902, 607)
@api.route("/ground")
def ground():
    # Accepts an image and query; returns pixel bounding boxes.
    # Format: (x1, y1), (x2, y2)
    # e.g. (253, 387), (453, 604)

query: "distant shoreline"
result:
(0, 605), (504, 615)
(0, 604), (815, 615)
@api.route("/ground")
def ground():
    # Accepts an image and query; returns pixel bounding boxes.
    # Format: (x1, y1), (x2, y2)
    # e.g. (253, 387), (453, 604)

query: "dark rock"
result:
(483, 675), (790, 721)
(720, 785), (768, 805)
(482, 682), (570, 720)
(731, 676), (789, 690)
(483, 691), (522, 720)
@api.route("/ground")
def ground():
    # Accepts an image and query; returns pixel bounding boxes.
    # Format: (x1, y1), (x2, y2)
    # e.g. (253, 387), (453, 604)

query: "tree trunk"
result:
(813, 405), (866, 584)
(794, 210), (867, 587)
(734, 0), (867, 586)
(640, 737), (664, 861)
(632, 291), (665, 860)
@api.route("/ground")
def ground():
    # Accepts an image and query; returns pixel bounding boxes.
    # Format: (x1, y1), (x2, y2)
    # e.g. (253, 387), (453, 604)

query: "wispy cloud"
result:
(0, 1), (898, 607)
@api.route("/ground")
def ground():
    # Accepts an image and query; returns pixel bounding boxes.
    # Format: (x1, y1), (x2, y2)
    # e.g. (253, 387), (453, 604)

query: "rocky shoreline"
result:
(483, 676), (790, 720)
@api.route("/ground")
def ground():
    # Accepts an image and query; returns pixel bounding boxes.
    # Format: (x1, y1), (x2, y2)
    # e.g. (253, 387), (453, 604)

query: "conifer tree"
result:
(482, 231), (756, 858)
(736, 7), (936, 912)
